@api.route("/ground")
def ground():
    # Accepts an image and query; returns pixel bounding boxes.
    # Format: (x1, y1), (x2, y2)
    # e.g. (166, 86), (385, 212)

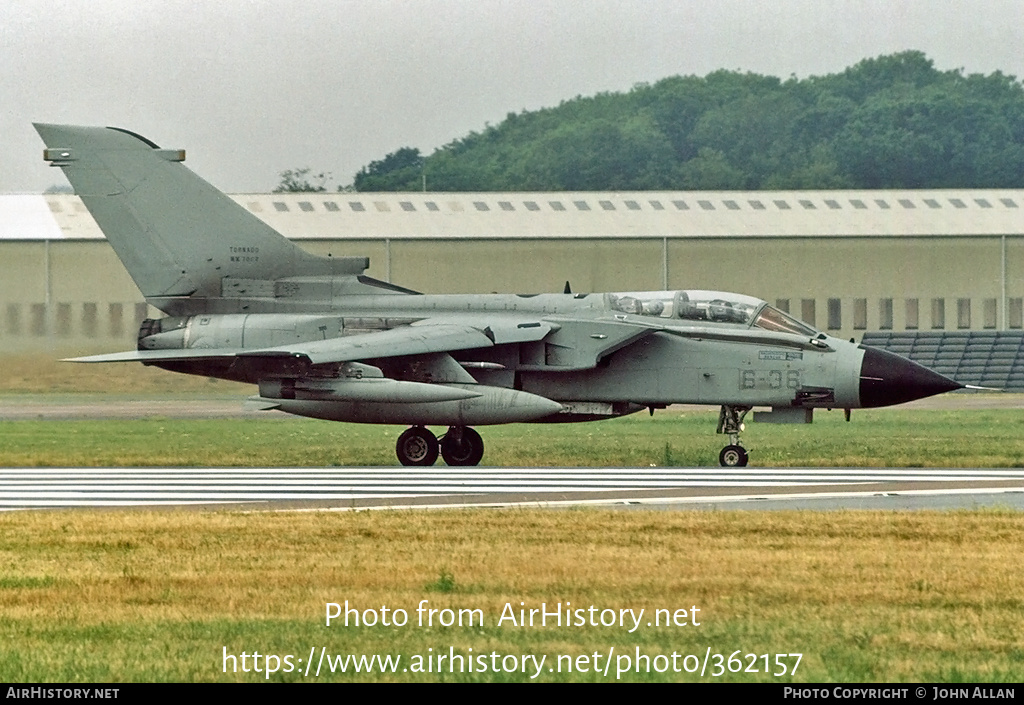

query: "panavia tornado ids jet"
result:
(35, 124), (964, 467)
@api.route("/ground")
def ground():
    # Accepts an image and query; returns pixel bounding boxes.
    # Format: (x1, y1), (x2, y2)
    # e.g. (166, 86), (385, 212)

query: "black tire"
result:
(396, 427), (439, 466)
(440, 427), (485, 466)
(719, 444), (749, 467)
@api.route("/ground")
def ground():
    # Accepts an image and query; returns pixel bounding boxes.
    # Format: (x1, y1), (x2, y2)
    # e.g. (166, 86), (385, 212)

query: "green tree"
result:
(351, 51), (1024, 191)
(274, 167), (331, 193)
(353, 148), (424, 191)
(676, 148), (746, 190)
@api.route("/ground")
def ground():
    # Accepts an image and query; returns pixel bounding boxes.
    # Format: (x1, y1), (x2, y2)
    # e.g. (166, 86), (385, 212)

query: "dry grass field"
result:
(1, 508), (1022, 682)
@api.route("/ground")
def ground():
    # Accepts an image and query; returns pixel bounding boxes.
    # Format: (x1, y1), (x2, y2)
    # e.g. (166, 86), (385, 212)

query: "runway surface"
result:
(2, 467), (1024, 511)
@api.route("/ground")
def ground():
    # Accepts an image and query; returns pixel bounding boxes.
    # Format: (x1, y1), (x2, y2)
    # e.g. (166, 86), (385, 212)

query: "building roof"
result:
(5, 190), (1024, 241)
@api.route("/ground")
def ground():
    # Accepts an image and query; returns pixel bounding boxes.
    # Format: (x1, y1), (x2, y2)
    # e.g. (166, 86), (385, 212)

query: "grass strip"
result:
(2, 409), (1024, 467)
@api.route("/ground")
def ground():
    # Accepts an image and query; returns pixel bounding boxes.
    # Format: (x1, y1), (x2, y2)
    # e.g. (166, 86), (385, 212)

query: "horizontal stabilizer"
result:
(65, 348), (241, 363)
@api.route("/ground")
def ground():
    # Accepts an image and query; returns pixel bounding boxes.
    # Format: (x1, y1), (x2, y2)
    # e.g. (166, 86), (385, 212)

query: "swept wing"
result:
(66, 320), (557, 365)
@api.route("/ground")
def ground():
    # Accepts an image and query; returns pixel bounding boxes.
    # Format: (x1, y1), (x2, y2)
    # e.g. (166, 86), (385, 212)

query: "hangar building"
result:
(2, 189), (1023, 364)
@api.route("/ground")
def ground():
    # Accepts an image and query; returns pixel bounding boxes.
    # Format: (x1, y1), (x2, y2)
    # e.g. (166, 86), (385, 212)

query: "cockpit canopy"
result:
(607, 290), (819, 336)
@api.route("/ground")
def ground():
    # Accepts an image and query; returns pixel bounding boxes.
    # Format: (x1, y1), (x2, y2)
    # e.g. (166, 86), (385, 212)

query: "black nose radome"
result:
(859, 345), (964, 408)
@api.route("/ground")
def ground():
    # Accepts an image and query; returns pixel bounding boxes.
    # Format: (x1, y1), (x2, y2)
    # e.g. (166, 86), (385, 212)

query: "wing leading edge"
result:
(65, 321), (554, 364)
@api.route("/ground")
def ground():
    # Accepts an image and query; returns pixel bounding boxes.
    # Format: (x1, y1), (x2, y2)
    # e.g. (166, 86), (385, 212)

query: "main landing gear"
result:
(717, 405), (751, 467)
(395, 426), (484, 466)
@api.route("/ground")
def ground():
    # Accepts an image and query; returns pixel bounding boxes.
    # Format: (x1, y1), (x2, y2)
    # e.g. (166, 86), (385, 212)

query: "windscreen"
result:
(753, 305), (819, 336)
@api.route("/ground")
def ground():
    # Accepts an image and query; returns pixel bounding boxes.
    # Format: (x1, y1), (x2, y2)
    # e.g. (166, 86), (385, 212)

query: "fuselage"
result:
(140, 288), (960, 423)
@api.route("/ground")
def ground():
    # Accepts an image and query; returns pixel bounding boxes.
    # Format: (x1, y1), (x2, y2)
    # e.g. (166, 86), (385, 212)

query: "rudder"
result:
(35, 124), (357, 305)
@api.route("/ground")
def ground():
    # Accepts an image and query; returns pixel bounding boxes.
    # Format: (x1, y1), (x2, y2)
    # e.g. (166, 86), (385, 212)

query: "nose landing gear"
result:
(717, 405), (751, 467)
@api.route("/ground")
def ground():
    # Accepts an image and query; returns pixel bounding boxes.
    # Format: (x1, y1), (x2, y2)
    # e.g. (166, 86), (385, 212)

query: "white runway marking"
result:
(1, 467), (1023, 509)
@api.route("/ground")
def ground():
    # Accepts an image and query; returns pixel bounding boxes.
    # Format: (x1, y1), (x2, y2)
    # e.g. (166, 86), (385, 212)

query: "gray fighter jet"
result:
(35, 124), (963, 467)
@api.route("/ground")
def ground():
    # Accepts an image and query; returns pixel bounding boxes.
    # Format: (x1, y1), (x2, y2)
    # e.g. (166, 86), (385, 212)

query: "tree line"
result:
(293, 52), (1024, 192)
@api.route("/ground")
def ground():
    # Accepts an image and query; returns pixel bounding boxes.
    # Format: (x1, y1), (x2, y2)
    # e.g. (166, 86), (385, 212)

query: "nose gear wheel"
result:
(719, 444), (749, 467)
(717, 405), (751, 467)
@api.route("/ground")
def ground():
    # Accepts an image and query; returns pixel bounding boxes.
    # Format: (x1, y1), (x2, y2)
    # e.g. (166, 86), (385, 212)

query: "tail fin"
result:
(34, 124), (365, 306)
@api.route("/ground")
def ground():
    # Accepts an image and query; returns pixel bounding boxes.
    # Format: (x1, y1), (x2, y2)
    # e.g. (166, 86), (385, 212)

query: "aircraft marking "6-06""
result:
(740, 370), (801, 390)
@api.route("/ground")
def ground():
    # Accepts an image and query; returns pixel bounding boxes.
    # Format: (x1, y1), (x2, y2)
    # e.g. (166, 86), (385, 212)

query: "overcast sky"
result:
(5, 0), (1024, 193)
